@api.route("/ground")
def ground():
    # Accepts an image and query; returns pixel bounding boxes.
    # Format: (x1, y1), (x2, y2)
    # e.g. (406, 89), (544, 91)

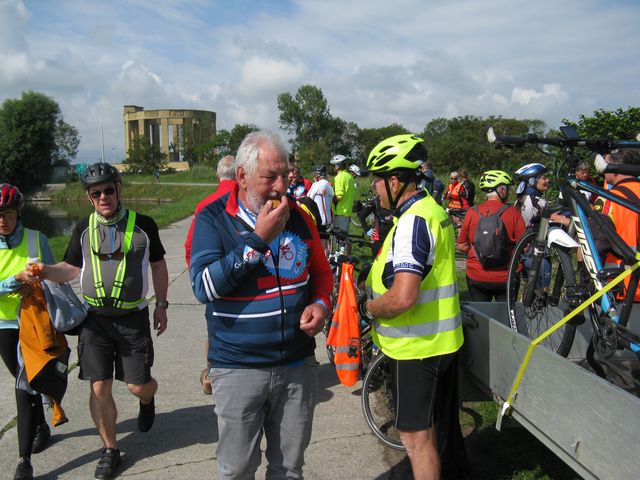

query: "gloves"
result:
(366, 228), (374, 239)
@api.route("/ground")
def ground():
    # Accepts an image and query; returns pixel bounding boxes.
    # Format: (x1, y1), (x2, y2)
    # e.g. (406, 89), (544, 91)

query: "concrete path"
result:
(0, 217), (408, 479)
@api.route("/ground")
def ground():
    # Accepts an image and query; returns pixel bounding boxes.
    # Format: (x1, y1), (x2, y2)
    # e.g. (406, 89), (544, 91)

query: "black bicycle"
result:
(489, 126), (640, 366)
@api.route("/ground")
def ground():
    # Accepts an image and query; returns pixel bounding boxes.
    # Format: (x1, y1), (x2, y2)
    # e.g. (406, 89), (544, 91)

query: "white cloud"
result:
(0, 0), (638, 161)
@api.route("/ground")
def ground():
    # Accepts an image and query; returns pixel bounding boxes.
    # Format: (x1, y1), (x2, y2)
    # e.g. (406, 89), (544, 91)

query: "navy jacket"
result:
(190, 185), (333, 368)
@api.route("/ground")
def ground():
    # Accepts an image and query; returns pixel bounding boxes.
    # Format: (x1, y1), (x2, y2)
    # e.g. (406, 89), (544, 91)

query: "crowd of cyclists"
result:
(2, 128), (639, 480)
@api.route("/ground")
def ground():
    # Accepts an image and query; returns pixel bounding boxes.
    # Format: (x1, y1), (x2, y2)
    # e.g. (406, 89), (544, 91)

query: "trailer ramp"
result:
(461, 302), (640, 480)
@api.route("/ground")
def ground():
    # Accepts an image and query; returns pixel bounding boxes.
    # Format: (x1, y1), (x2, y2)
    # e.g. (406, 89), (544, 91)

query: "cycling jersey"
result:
(307, 179), (334, 226)
(334, 170), (356, 217)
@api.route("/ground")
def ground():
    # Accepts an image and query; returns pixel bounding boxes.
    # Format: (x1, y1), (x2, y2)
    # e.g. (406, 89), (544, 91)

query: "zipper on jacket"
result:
(273, 233), (286, 363)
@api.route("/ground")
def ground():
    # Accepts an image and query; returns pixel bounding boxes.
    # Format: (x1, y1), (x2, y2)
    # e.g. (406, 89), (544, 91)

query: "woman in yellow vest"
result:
(0, 183), (55, 480)
(358, 136), (468, 480)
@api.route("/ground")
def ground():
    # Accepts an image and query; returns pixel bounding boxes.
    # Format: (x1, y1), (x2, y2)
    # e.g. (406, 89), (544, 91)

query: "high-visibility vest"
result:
(326, 262), (360, 386)
(0, 229), (40, 322)
(368, 195), (464, 360)
(83, 211), (145, 310)
(448, 182), (466, 209)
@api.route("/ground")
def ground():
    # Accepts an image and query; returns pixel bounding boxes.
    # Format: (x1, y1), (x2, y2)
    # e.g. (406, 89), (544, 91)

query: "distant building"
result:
(123, 105), (216, 162)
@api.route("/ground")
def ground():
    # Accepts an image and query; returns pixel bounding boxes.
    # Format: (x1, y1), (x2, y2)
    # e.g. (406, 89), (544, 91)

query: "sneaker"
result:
(31, 422), (51, 454)
(14, 458), (33, 480)
(94, 448), (121, 480)
(137, 397), (155, 433)
(200, 368), (212, 395)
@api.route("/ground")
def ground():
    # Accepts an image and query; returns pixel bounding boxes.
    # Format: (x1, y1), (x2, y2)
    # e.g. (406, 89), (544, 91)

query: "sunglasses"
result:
(89, 187), (116, 199)
(450, 177), (458, 181)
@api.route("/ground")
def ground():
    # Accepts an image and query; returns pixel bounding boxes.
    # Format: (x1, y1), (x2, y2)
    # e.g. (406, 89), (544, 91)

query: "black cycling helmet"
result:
(313, 165), (327, 176)
(0, 183), (25, 211)
(81, 163), (122, 190)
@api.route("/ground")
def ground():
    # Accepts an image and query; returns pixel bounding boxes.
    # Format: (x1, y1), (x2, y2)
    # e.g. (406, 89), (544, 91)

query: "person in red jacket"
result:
(183, 155), (236, 394)
(184, 155), (236, 268)
(457, 170), (526, 301)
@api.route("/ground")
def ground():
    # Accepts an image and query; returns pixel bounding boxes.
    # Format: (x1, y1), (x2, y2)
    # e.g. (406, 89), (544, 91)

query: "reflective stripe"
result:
(26, 229), (39, 259)
(86, 211), (143, 309)
(334, 363), (359, 371)
(372, 283), (458, 304)
(334, 346), (353, 353)
(373, 313), (461, 338)
(210, 309), (284, 319)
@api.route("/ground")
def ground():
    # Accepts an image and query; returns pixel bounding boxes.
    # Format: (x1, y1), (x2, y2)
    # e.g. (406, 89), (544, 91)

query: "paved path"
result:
(0, 217), (408, 480)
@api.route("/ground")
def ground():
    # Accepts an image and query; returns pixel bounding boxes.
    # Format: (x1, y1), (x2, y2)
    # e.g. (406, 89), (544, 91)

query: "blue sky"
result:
(1, 0), (639, 163)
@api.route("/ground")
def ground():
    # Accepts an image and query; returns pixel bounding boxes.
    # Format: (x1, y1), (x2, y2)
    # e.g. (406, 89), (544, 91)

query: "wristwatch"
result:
(155, 300), (169, 309)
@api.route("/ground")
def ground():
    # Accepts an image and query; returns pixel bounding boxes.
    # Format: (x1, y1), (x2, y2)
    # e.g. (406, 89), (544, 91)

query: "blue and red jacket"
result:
(189, 184), (333, 368)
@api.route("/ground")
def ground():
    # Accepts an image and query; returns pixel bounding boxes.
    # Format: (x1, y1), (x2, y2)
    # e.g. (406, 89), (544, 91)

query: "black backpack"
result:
(472, 205), (510, 268)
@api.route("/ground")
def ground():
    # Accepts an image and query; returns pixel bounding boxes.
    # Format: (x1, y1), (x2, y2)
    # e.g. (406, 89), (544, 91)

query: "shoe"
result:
(200, 368), (212, 395)
(137, 397), (155, 433)
(94, 448), (121, 480)
(14, 458), (33, 480)
(31, 422), (51, 454)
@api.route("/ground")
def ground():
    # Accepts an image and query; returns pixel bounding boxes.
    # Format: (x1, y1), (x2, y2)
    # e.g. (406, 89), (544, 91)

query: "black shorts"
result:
(389, 352), (456, 431)
(78, 307), (153, 385)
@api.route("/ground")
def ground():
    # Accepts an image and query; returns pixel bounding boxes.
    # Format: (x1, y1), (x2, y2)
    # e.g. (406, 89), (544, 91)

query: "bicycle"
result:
(488, 126), (640, 366)
(446, 207), (467, 231)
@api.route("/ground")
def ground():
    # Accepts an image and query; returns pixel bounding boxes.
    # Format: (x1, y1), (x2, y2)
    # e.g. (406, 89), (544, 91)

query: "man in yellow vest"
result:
(26, 163), (169, 480)
(359, 135), (467, 480)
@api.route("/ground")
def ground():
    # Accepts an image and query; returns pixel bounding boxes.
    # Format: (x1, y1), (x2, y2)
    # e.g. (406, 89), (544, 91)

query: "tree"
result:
(53, 117), (81, 166)
(422, 116), (548, 177)
(0, 91), (61, 190)
(125, 136), (167, 174)
(562, 107), (640, 140)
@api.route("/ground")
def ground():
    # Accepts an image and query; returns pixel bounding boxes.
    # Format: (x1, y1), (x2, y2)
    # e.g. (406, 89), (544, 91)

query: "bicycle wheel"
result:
(361, 353), (405, 451)
(507, 231), (577, 357)
(351, 212), (375, 229)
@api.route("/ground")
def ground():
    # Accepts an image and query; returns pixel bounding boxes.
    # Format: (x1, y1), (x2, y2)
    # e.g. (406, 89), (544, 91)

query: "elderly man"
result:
(27, 163), (169, 480)
(190, 131), (332, 479)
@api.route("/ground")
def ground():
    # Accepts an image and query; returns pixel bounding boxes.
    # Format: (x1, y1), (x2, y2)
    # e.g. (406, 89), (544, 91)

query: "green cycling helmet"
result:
(479, 170), (513, 191)
(366, 134), (427, 175)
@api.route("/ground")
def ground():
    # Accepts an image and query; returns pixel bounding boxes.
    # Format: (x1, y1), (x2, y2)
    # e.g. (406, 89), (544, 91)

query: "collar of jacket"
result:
(0, 221), (24, 249)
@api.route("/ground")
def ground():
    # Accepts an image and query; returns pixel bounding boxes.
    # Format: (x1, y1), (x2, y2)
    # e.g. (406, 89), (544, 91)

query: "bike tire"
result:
(507, 231), (577, 357)
(351, 212), (375, 229)
(361, 353), (405, 451)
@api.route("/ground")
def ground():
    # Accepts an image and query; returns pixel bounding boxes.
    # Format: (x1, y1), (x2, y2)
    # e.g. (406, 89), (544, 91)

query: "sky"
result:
(1, 0), (639, 163)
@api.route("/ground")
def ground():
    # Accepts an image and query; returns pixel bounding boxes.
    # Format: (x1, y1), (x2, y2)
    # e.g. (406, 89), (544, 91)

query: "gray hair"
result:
(217, 155), (236, 181)
(609, 149), (640, 166)
(235, 131), (289, 179)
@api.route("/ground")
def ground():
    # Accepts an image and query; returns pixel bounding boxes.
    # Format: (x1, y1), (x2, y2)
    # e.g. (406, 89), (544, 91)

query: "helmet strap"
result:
(383, 177), (410, 211)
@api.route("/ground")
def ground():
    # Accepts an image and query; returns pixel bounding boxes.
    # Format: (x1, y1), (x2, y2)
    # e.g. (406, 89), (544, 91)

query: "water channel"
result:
(21, 201), (153, 238)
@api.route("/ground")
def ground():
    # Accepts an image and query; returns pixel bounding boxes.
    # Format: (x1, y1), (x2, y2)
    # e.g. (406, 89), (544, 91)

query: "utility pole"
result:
(100, 116), (105, 163)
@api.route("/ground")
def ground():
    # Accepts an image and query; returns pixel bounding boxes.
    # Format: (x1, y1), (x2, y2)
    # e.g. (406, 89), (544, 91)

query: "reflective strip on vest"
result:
(368, 195), (464, 360)
(84, 211), (144, 310)
(373, 313), (461, 338)
(0, 229), (40, 322)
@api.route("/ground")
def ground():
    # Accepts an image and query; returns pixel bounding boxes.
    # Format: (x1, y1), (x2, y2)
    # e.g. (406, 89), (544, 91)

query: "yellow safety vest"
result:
(0, 229), (40, 322)
(368, 195), (463, 360)
(83, 211), (144, 310)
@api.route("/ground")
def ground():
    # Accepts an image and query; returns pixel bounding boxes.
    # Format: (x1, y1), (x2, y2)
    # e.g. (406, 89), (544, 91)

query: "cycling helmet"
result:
(0, 184), (25, 211)
(515, 162), (547, 180)
(348, 164), (362, 176)
(515, 162), (547, 195)
(330, 154), (348, 166)
(479, 170), (513, 192)
(313, 165), (327, 176)
(366, 134), (426, 175)
(81, 162), (122, 190)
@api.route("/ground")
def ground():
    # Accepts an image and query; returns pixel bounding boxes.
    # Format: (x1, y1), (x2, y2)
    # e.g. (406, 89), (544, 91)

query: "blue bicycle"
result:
(488, 126), (640, 366)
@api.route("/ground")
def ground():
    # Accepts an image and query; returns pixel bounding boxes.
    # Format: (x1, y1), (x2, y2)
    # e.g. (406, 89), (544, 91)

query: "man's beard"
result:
(246, 190), (267, 215)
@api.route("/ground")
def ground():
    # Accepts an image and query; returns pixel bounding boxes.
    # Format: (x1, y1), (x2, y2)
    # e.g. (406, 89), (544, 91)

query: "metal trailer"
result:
(460, 302), (640, 480)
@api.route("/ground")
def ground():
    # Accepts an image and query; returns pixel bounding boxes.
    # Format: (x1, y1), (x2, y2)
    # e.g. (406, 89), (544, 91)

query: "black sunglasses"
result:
(89, 187), (116, 199)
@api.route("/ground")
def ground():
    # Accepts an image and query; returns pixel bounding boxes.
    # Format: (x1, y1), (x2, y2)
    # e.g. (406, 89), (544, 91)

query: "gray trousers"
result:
(210, 357), (319, 480)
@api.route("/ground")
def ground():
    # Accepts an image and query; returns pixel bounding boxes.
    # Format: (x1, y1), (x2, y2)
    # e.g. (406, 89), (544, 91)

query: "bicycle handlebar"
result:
(487, 126), (640, 154)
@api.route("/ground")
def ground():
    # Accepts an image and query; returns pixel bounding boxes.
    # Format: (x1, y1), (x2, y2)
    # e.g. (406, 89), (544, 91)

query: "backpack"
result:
(472, 205), (510, 268)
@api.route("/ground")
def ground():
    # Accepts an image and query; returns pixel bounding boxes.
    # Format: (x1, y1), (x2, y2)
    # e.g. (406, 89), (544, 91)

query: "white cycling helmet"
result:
(348, 164), (361, 176)
(330, 154), (348, 165)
